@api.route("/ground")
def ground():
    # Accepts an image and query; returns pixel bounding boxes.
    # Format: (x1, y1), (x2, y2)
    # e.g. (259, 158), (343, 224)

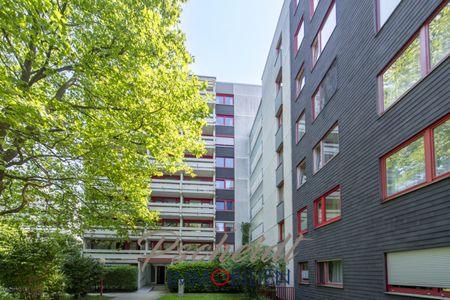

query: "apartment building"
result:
(249, 0), (295, 287)
(83, 77), (261, 288)
(289, 0), (450, 299)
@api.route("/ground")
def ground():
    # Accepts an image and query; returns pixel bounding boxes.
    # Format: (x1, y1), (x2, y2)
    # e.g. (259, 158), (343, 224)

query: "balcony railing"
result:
(148, 202), (215, 217)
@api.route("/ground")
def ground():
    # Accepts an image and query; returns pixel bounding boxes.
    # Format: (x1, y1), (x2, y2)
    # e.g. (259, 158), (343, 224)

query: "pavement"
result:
(94, 286), (168, 300)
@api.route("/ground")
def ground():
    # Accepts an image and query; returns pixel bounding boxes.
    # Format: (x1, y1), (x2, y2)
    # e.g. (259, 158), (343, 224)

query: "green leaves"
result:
(0, 0), (208, 235)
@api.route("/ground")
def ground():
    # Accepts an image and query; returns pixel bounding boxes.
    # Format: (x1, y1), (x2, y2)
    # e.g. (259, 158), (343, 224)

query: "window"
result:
(276, 71), (283, 93)
(161, 219), (180, 227)
(296, 112), (306, 143)
(381, 114), (450, 200)
(294, 18), (304, 54)
(376, 0), (402, 30)
(277, 112), (283, 129)
(312, 60), (337, 119)
(216, 222), (234, 233)
(216, 115), (234, 127)
(184, 220), (212, 228)
(299, 262), (309, 284)
(184, 198), (213, 205)
(314, 186), (341, 227)
(216, 200), (234, 211)
(296, 160), (307, 188)
(216, 136), (234, 147)
(216, 157), (234, 168)
(313, 124), (339, 172)
(317, 260), (343, 287)
(278, 221), (285, 242)
(310, 0), (320, 18)
(216, 94), (234, 105)
(216, 178), (234, 190)
(386, 247), (450, 298)
(278, 185), (284, 203)
(297, 206), (308, 235)
(311, 1), (336, 65)
(379, 3), (449, 112)
(295, 66), (305, 97)
(277, 147), (284, 167)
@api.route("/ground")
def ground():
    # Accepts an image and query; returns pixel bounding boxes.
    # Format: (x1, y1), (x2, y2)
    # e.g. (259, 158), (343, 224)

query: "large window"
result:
(312, 60), (337, 119)
(382, 115), (450, 200)
(311, 1), (336, 65)
(380, 3), (449, 112)
(317, 260), (343, 287)
(376, 0), (402, 30)
(310, 0), (320, 18)
(294, 18), (304, 54)
(216, 222), (234, 233)
(296, 160), (307, 188)
(216, 200), (234, 211)
(216, 115), (234, 127)
(216, 157), (234, 168)
(295, 66), (305, 97)
(216, 178), (234, 190)
(297, 206), (308, 235)
(216, 94), (234, 105)
(296, 112), (306, 143)
(299, 262), (309, 284)
(314, 186), (341, 227)
(386, 247), (450, 298)
(314, 124), (339, 173)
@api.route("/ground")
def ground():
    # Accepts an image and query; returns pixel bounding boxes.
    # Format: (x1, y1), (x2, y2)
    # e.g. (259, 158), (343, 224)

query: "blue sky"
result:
(180, 0), (284, 85)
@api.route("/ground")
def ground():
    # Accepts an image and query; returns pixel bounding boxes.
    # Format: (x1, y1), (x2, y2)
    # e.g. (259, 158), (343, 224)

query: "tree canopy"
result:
(0, 0), (209, 235)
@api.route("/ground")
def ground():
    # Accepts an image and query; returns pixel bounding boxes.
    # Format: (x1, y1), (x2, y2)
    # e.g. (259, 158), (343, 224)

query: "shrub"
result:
(63, 254), (102, 298)
(102, 266), (137, 292)
(0, 285), (19, 300)
(43, 272), (66, 300)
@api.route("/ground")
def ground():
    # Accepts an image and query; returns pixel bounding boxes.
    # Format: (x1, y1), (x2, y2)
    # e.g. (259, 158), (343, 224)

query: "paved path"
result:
(93, 286), (168, 300)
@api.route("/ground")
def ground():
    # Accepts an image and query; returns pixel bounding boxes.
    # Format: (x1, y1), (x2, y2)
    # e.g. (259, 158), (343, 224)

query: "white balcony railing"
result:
(148, 202), (215, 217)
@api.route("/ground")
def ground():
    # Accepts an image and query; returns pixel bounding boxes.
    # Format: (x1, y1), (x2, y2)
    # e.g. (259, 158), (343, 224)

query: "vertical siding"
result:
(289, 0), (450, 299)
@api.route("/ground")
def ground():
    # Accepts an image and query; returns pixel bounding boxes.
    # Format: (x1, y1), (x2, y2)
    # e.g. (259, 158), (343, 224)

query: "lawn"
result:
(157, 293), (249, 300)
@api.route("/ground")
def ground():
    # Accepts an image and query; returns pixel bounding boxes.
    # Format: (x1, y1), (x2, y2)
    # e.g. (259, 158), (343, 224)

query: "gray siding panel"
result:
(290, 0), (450, 299)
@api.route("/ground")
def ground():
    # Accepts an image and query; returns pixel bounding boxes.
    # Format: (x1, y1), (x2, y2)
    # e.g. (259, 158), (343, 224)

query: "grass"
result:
(157, 293), (249, 300)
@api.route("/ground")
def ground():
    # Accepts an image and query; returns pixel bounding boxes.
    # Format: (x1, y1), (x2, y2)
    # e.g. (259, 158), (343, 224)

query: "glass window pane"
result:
(300, 209), (308, 231)
(225, 158), (234, 168)
(216, 180), (225, 189)
(317, 200), (323, 224)
(226, 201), (234, 210)
(434, 119), (450, 176)
(328, 261), (343, 283)
(429, 3), (450, 67)
(322, 61), (338, 105)
(226, 180), (234, 189)
(216, 223), (224, 232)
(383, 37), (421, 109)
(296, 22), (304, 51)
(318, 262), (325, 284)
(225, 117), (233, 126)
(314, 144), (322, 172)
(225, 96), (233, 105)
(324, 126), (340, 163)
(325, 190), (341, 221)
(379, 0), (402, 28)
(216, 157), (224, 167)
(216, 201), (225, 210)
(321, 3), (336, 50)
(386, 137), (426, 196)
(312, 38), (319, 64)
(297, 114), (306, 141)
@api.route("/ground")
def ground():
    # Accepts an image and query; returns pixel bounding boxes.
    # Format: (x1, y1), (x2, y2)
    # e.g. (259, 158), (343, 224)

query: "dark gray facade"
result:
(290, 0), (450, 299)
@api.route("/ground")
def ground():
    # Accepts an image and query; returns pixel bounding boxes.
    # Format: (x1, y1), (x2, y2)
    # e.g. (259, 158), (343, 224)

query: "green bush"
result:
(43, 272), (66, 300)
(63, 254), (102, 298)
(102, 266), (137, 292)
(0, 285), (19, 300)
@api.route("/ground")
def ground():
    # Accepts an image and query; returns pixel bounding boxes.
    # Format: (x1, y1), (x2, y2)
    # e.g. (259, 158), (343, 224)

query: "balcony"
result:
(186, 157), (214, 176)
(151, 178), (215, 197)
(275, 89), (282, 116)
(202, 136), (215, 149)
(206, 116), (215, 127)
(148, 202), (215, 218)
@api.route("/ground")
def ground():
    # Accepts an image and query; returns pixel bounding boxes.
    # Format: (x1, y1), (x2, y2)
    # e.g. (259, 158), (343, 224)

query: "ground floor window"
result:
(299, 262), (309, 284)
(317, 260), (343, 288)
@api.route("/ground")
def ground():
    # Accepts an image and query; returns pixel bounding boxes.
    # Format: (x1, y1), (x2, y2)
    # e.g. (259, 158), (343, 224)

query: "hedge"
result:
(102, 265), (138, 292)
(166, 261), (241, 293)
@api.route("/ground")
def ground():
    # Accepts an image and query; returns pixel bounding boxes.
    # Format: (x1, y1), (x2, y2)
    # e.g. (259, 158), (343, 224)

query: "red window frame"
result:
(216, 222), (234, 233)
(216, 135), (235, 147)
(216, 93), (234, 106)
(378, 2), (449, 114)
(295, 65), (305, 98)
(314, 186), (341, 228)
(311, 1), (336, 67)
(216, 199), (234, 211)
(296, 160), (307, 189)
(295, 111), (306, 144)
(216, 156), (234, 168)
(299, 262), (310, 284)
(216, 114), (234, 127)
(215, 178), (235, 190)
(316, 260), (343, 288)
(294, 17), (304, 56)
(381, 113), (450, 201)
(297, 206), (308, 235)
(278, 221), (285, 242)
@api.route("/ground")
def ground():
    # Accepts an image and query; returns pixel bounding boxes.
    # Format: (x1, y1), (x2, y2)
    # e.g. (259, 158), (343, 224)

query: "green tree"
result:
(0, 0), (209, 234)
(62, 254), (102, 298)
